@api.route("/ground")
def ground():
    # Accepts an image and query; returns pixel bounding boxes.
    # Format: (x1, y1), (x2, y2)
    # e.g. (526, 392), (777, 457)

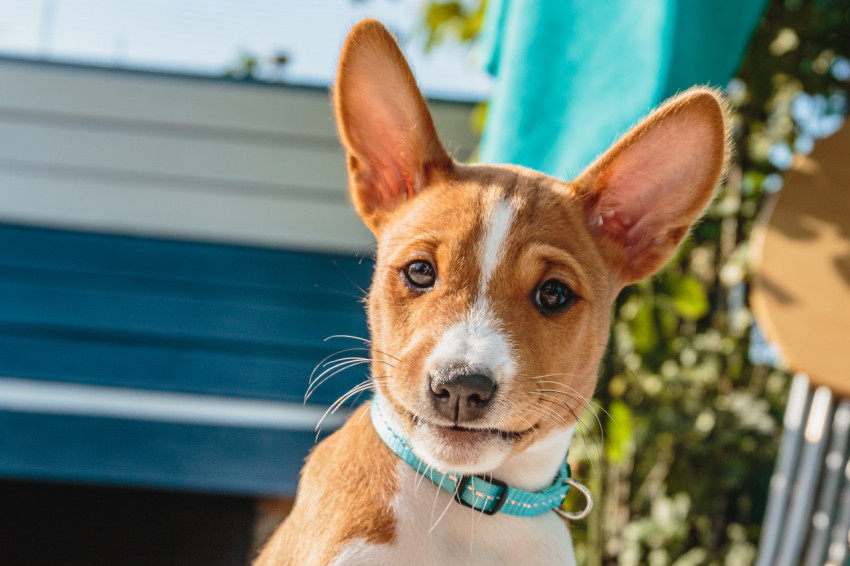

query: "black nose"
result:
(429, 372), (496, 423)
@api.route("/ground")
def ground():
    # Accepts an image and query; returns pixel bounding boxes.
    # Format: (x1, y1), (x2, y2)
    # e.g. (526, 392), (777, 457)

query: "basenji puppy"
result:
(255, 19), (729, 566)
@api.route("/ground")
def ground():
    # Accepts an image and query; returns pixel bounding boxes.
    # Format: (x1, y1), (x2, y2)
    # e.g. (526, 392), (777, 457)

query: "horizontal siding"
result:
(0, 332), (338, 402)
(0, 281), (365, 352)
(0, 58), (478, 149)
(0, 61), (342, 140)
(0, 224), (373, 404)
(0, 59), (472, 493)
(0, 117), (347, 194)
(0, 58), (477, 253)
(0, 220), (373, 496)
(0, 170), (370, 251)
(0, 409), (329, 495)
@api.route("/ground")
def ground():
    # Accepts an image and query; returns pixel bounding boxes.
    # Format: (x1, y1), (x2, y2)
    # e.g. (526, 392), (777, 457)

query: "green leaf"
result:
(425, 2), (462, 31)
(606, 400), (634, 464)
(630, 298), (659, 353)
(669, 276), (710, 320)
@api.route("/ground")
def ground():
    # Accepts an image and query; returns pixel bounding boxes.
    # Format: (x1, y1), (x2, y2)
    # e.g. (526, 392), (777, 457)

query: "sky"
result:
(0, 0), (492, 101)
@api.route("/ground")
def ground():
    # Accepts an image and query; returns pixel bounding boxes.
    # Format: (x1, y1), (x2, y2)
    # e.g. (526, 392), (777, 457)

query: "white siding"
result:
(0, 59), (478, 253)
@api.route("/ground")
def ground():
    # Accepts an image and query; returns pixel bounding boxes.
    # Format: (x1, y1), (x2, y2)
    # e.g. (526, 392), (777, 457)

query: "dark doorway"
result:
(0, 480), (257, 566)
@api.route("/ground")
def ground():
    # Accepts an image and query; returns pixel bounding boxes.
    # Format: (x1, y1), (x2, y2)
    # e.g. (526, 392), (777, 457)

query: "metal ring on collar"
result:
(554, 477), (594, 520)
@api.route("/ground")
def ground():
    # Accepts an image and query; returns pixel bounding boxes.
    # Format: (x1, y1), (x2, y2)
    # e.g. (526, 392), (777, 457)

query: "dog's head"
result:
(334, 20), (729, 474)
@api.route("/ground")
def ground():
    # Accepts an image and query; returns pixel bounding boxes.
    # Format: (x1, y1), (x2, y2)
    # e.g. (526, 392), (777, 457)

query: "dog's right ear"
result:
(334, 19), (453, 232)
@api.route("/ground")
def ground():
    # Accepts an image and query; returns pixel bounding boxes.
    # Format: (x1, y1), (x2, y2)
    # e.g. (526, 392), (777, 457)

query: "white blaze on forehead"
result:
(478, 197), (516, 295)
(424, 195), (517, 385)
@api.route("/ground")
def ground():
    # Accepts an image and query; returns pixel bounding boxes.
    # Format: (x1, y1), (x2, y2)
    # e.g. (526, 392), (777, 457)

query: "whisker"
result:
(515, 414), (541, 444)
(306, 355), (397, 401)
(539, 397), (600, 445)
(330, 260), (369, 296)
(313, 377), (388, 440)
(537, 392), (588, 414)
(524, 406), (568, 430)
(429, 480), (457, 533)
(357, 402), (372, 423)
(530, 402), (572, 429)
(529, 372), (587, 380)
(533, 380), (613, 419)
(414, 459), (429, 491)
(324, 336), (404, 364)
(317, 383), (374, 429)
(430, 462), (446, 529)
(323, 356), (397, 369)
(528, 397), (603, 467)
(532, 378), (600, 405)
(324, 334), (370, 343)
(309, 347), (372, 386)
(315, 385), (376, 440)
(305, 359), (371, 401)
(541, 398), (604, 469)
(539, 393), (607, 449)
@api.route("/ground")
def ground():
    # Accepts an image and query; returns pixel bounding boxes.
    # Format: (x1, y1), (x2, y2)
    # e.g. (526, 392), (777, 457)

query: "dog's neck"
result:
(374, 392), (574, 493)
(492, 426), (574, 491)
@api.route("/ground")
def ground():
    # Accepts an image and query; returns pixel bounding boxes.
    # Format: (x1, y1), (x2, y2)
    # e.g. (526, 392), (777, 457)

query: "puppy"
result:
(256, 19), (729, 566)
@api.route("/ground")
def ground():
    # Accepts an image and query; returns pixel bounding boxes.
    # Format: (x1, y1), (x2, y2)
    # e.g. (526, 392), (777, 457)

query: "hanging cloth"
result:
(477, 0), (768, 178)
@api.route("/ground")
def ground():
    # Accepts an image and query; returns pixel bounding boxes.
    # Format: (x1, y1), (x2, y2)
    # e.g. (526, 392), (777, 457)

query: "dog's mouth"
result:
(410, 414), (536, 443)
(437, 423), (533, 441)
(384, 412), (538, 474)
(403, 414), (537, 472)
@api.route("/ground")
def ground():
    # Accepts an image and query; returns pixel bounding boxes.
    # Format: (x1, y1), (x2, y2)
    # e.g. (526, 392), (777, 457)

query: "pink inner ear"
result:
(340, 53), (441, 215)
(592, 113), (718, 253)
(354, 94), (419, 207)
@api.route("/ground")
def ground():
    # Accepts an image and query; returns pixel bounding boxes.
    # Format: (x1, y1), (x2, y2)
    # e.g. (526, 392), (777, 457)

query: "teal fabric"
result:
(477, 0), (768, 179)
(370, 400), (574, 517)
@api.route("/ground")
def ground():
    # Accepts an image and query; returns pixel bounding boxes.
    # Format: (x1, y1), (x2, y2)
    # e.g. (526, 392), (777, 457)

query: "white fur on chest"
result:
(329, 462), (577, 566)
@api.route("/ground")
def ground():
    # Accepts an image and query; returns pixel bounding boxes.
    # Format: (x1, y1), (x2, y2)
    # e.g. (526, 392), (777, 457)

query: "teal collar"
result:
(370, 399), (592, 518)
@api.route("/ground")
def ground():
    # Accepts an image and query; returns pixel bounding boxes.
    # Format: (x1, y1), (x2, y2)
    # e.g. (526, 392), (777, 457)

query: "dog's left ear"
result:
(573, 88), (730, 286)
(334, 19), (453, 233)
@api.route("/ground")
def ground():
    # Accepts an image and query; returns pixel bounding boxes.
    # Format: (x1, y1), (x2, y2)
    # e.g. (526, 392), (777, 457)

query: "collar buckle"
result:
(454, 475), (509, 516)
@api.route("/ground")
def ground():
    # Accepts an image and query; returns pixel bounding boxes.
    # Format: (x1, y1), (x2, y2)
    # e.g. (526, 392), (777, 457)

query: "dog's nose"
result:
(429, 372), (496, 423)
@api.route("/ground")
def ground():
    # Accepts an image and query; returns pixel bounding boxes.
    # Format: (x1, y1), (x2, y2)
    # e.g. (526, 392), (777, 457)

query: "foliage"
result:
(421, 1), (487, 51)
(223, 50), (261, 80)
(422, 0), (850, 563)
(222, 50), (289, 82)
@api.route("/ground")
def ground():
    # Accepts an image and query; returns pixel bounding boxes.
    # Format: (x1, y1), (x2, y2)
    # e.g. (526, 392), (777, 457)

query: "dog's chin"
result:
(409, 422), (515, 474)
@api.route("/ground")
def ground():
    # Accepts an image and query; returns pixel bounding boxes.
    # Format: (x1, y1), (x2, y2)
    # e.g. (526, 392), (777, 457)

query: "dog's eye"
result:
(534, 279), (575, 313)
(403, 260), (436, 290)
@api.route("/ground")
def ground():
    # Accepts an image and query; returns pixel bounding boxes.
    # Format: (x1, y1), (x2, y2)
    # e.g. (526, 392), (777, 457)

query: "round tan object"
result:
(750, 123), (850, 397)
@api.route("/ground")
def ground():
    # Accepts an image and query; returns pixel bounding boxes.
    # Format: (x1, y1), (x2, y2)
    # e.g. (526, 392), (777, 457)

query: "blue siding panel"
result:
(0, 329), (334, 402)
(0, 223), (372, 290)
(0, 409), (328, 495)
(0, 224), (374, 403)
(0, 280), (366, 352)
(0, 224), (375, 493)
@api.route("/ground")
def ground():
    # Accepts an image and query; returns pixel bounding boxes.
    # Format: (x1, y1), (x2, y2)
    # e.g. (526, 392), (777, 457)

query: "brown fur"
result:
(256, 19), (730, 565)
(363, 165), (615, 452)
(254, 406), (397, 566)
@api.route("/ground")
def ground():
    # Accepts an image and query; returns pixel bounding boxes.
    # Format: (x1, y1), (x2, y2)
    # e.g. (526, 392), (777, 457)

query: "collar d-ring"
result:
(554, 477), (594, 520)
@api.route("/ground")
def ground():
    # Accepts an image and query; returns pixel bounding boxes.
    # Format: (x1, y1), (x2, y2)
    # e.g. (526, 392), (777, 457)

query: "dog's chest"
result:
(329, 463), (576, 566)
